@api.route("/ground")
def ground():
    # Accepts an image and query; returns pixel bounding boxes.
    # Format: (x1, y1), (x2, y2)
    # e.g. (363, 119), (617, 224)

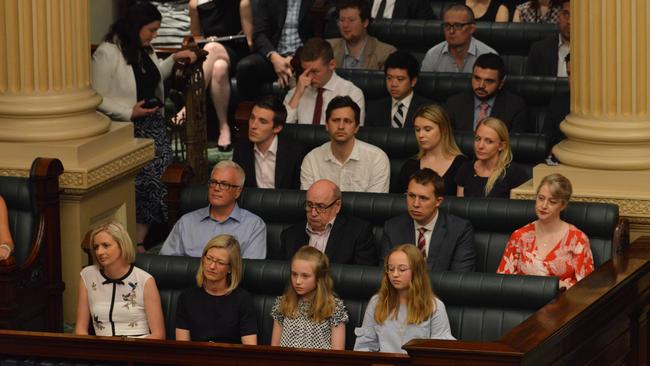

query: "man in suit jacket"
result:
(328, 0), (396, 70)
(366, 51), (431, 128)
(380, 168), (475, 272)
(236, 0), (315, 96)
(526, 0), (570, 77)
(280, 179), (378, 265)
(446, 53), (528, 132)
(233, 96), (305, 189)
(371, 0), (434, 19)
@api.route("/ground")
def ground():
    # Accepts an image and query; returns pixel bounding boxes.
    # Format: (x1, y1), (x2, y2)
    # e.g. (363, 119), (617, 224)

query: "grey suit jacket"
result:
(380, 212), (475, 272)
(328, 36), (396, 70)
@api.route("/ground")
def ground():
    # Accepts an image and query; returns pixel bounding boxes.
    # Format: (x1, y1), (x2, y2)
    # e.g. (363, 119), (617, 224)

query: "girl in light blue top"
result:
(354, 244), (455, 353)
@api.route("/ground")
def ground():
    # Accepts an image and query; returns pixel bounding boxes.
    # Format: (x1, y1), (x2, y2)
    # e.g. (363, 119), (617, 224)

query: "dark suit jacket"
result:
(543, 93), (570, 146)
(252, 0), (315, 57)
(379, 212), (475, 272)
(365, 93), (431, 128)
(386, 0), (435, 19)
(280, 214), (378, 265)
(232, 136), (305, 189)
(526, 35), (560, 77)
(445, 90), (528, 132)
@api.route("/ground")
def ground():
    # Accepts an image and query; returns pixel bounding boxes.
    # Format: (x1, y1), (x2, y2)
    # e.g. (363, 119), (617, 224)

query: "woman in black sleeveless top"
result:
(466, 0), (509, 22)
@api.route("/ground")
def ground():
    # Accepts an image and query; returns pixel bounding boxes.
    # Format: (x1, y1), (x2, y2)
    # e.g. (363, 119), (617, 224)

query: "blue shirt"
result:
(276, 0), (302, 55)
(160, 204), (267, 259)
(420, 37), (497, 73)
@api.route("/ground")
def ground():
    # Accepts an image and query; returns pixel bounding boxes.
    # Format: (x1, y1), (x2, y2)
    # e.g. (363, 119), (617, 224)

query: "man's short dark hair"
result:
(408, 168), (445, 197)
(384, 51), (420, 80)
(473, 53), (506, 81)
(254, 95), (287, 128)
(325, 96), (361, 125)
(299, 37), (334, 64)
(337, 0), (371, 22)
(442, 3), (476, 23)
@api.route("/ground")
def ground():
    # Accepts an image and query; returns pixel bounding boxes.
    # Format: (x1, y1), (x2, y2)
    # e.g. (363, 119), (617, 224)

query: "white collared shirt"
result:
(305, 217), (336, 253)
(253, 135), (278, 188)
(371, 0), (396, 18)
(413, 211), (439, 258)
(557, 34), (570, 77)
(300, 139), (390, 192)
(283, 71), (366, 125)
(391, 92), (414, 127)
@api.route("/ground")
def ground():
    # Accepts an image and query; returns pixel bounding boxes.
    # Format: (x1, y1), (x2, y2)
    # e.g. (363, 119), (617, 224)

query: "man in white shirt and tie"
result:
(284, 37), (365, 125)
(366, 51), (431, 128)
(370, 0), (434, 20)
(380, 168), (475, 271)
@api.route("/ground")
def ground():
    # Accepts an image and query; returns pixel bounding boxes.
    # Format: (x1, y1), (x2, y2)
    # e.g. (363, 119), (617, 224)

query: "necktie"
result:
(393, 102), (404, 128)
(477, 102), (490, 127)
(375, 0), (387, 19)
(417, 227), (427, 257)
(312, 88), (324, 125)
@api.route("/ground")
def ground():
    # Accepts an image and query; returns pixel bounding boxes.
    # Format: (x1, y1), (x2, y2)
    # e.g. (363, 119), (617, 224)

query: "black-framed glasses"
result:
(441, 22), (473, 31)
(208, 179), (240, 190)
(304, 199), (339, 214)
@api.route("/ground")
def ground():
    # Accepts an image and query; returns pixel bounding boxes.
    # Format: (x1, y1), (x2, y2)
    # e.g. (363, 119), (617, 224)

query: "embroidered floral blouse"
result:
(80, 264), (152, 337)
(497, 223), (595, 288)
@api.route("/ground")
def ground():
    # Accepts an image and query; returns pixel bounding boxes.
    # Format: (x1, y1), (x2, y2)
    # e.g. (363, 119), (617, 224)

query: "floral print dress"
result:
(80, 265), (152, 337)
(497, 223), (595, 288)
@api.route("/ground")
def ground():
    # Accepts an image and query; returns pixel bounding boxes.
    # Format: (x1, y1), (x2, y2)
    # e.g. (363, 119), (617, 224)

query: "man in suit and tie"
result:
(366, 51), (431, 128)
(370, 0), (434, 20)
(236, 0), (315, 96)
(280, 179), (378, 265)
(445, 53), (528, 132)
(380, 168), (475, 271)
(232, 95), (305, 189)
(526, 0), (570, 77)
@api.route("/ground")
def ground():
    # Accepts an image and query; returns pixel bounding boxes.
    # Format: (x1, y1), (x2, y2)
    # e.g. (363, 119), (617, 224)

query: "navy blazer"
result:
(280, 214), (378, 266)
(526, 35), (560, 77)
(232, 136), (305, 189)
(379, 212), (475, 272)
(445, 90), (528, 132)
(252, 0), (315, 57)
(365, 93), (432, 128)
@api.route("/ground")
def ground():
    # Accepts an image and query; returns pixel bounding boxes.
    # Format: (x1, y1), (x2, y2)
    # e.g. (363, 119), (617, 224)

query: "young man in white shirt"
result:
(300, 96), (390, 192)
(284, 37), (365, 125)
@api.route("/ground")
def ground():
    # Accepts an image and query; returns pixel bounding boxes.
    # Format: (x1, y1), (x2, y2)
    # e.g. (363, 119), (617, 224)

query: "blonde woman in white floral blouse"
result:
(75, 220), (164, 338)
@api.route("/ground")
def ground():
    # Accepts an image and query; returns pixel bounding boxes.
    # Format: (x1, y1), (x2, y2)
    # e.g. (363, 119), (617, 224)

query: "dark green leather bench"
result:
(167, 187), (623, 273)
(136, 254), (559, 350)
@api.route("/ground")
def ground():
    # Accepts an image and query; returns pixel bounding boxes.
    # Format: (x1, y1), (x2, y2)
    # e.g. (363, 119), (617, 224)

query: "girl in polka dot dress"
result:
(271, 246), (349, 349)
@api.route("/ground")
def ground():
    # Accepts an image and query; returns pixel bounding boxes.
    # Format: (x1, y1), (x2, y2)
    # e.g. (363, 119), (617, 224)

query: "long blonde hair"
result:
(414, 104), (462, 160)
(280, 246), (336, 323)
(195, 235), (242, 294)
(476, 118), (513, 196)
(374, 245), (437, 325)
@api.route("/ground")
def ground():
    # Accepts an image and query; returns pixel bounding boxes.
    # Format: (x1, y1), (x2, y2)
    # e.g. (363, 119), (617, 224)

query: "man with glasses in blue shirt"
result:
(279, 179), (378, 265)
(160, 160), (267, 258)
(421, 4), (496, 73)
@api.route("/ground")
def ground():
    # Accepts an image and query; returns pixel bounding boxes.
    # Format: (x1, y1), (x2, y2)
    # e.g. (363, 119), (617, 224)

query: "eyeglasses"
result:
(386, 266), (411, 274)
(203, 255), (230, 267)
(304, 199), (339, 214)
(208, 179), (240, 190)
(441, 22), (473, 32)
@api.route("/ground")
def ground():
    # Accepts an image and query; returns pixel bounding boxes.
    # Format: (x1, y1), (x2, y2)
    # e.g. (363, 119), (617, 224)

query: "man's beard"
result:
(474, 88), (497, 101)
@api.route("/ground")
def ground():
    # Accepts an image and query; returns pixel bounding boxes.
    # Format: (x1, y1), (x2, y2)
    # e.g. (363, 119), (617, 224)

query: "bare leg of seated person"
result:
(203, 42), (232, 150)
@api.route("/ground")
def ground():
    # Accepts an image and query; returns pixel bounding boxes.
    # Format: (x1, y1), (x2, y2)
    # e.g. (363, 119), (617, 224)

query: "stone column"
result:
(0, 0), (154, 323)
(513, 0), (650, 239)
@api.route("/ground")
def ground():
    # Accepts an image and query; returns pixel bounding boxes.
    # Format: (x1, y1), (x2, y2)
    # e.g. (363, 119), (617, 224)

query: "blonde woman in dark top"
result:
(397, 104), (466, 195)
(455, 117), (529, 198)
